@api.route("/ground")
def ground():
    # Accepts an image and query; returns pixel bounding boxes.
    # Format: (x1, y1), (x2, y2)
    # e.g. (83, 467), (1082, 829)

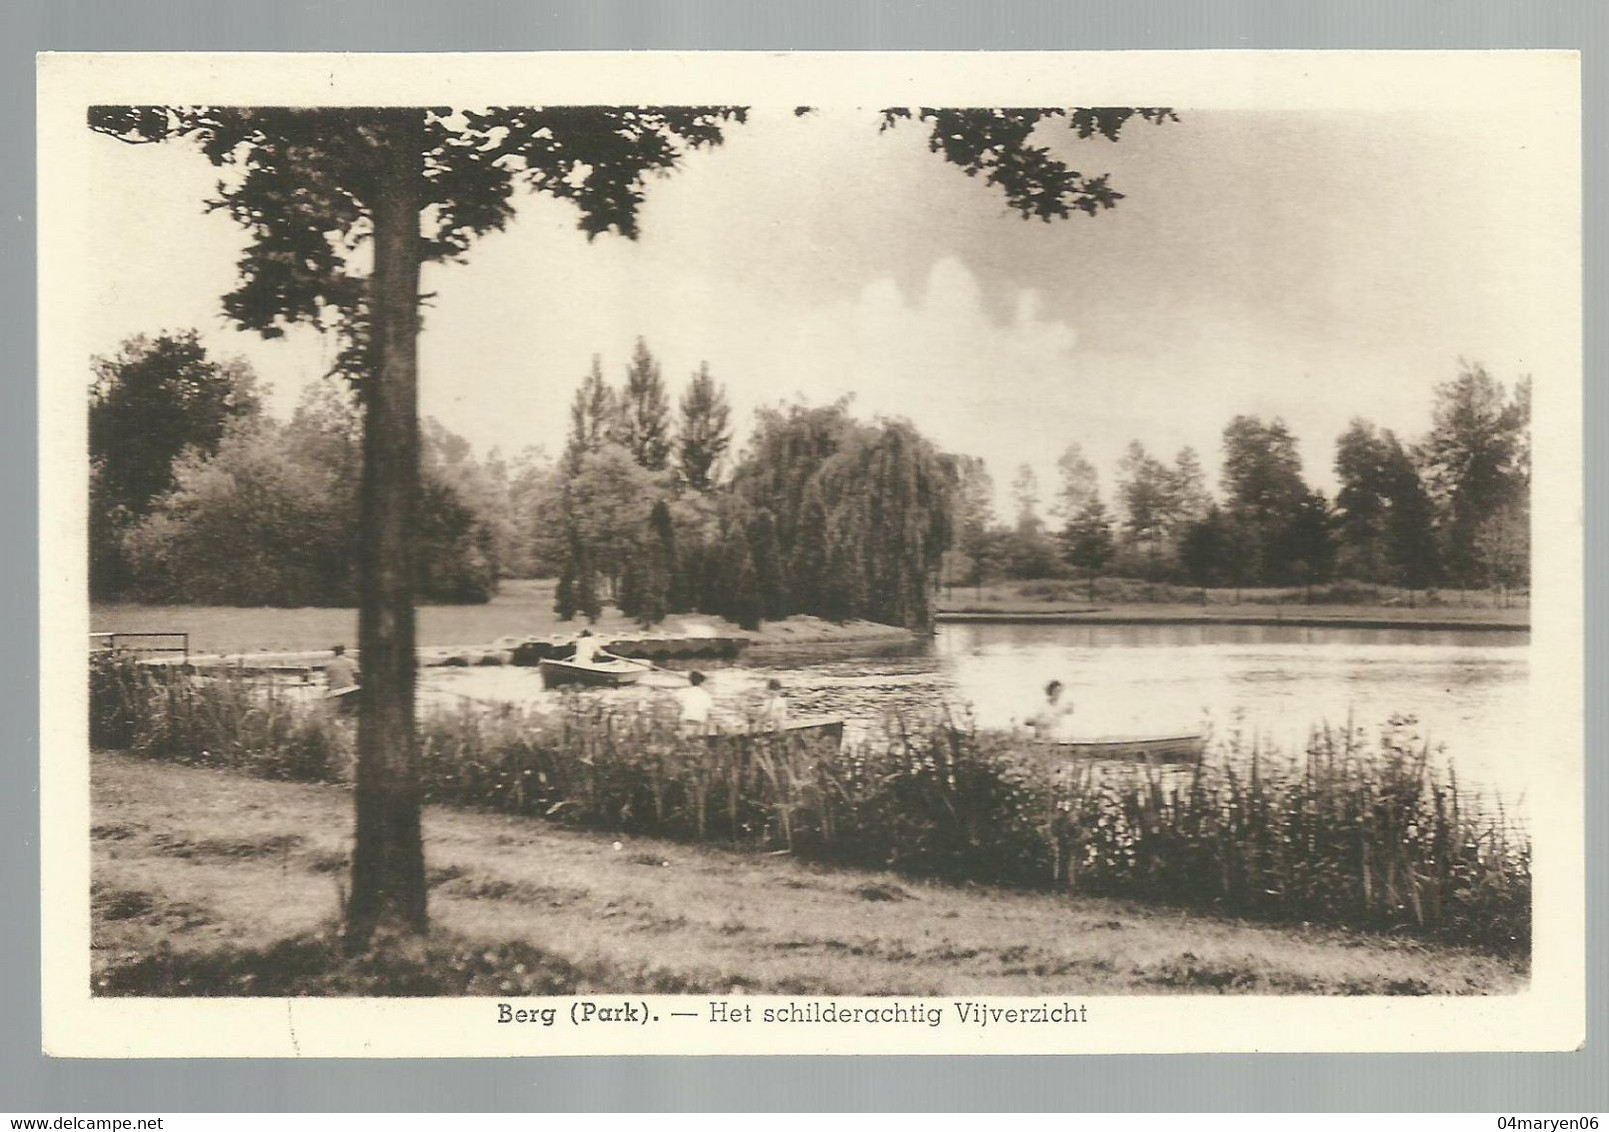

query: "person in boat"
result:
(325, 644), (360, 693)
(1028, 679), (1074, 739)
(568, 629), (615, 666)
(675, 670), (715, 734)
(759, 678), (789, 729)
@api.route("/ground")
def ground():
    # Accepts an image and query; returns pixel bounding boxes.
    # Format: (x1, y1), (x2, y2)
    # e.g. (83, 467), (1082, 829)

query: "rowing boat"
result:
(705, 716), (846, 749)
(1045, 732), (1204, 764)
(537, 656), (652, 689)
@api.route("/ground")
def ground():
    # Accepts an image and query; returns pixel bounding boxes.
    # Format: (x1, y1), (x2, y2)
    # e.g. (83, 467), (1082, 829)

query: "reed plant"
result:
(1041, 717), (1530, 951)
(91, 656), (349, 782)
(92, 663), (1530, 953)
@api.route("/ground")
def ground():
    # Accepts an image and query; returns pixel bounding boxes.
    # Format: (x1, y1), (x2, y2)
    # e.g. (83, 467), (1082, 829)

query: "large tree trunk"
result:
(347, 109), (428, 950)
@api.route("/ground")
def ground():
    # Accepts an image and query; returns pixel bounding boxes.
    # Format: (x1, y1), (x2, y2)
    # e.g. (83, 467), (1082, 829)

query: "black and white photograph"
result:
(38, 51), (1583, 1057)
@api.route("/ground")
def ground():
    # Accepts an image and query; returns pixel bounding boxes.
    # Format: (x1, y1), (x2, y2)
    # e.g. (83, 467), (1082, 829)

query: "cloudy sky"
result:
(81, 103), (1571, 513)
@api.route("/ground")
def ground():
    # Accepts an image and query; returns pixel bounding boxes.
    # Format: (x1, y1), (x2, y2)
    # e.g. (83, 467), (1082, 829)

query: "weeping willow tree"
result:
(814, 421), (954, 626)
(728, 406), (955, 628)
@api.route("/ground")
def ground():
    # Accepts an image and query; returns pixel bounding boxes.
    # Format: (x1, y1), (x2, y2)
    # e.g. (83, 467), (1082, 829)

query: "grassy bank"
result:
(94, 660), (1530, 956)
(92, 752), (1526, 996)
(938, 580), (1529, 629)
(94, 577), (1527, 659)
(91, 577), (911, 656)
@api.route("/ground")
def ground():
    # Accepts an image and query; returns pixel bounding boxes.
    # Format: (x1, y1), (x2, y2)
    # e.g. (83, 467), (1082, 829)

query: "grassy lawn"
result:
(91, 578), (911, 656)
(92, 751), (1527, 996)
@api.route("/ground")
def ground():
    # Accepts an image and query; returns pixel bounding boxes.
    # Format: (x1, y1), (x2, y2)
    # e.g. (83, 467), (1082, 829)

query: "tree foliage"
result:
(1219, 416), (1311, 585)
(566, 357), (618, 468)
(948, 455), (998, 593)
(118, 385), (508, 606)
(89, 333), (261, 597)
(880, 107), (1177, 221)
(726, 405), (956, 627)
(122, 417), (341, 606)
(1178, 504), (1227, 596)
(1062, 495), (1116, 601)
(676, 362), (732, 492)
(1053, 443), (1098, 519)
(1419, 362), (1530, 587)
(1169, 446), (1212, 528)
(1380, 434), (1441, 594)
(1280, 490), (1337, 596)
(1003, 463), (1058, 578)
(616, 338), (673, 472)
(1115, 440), (1177, 558)
(1334, 419), (1393, 583)
(562, 444), (661, 597)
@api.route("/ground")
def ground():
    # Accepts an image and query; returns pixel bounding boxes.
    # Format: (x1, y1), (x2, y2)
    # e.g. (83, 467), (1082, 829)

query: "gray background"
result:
(3, 0), (1602, 1112)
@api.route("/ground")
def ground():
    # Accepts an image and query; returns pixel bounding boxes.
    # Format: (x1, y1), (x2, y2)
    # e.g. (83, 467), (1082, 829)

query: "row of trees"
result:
(545, 343), (954, 630)
(949, 362), (1531, 598)
(542, 339), (733, 623)
(88, 329), (960, 631)
(96, 332), (1532, 617)
(91, 333), (517, 605)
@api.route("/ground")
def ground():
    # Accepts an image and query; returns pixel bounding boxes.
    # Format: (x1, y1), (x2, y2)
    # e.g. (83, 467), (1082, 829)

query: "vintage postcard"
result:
(38, 51), (1582, 1057)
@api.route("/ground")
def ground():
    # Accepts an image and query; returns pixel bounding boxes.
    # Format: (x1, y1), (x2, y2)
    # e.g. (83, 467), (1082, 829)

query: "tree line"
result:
(949, 361), (1531, 601)
(89, 331), (959, 631)
(544, 340), (953, 630)
(90, 332), (525, 606)
(95, 333), (1531, 619)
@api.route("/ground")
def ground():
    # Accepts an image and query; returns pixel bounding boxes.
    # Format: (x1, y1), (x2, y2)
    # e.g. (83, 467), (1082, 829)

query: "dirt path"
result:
(92, 752), (1527, 996)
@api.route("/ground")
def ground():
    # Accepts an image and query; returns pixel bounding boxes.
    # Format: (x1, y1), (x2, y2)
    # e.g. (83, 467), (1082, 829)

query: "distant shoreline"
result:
(90, 582), (918, 661)
(934, 608), (1529, 633)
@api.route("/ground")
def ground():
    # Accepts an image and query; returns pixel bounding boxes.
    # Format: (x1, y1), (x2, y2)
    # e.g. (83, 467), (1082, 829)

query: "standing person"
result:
(325, 644), (360, 692)
(324, 644), (361, 715)
(675, 670), (715, 734)
(759, 678), (789, 729)
(1029, 679), (1074, 739)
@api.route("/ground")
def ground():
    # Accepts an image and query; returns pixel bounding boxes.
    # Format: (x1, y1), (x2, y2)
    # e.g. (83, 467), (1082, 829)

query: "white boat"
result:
(537, 656), (652, 689)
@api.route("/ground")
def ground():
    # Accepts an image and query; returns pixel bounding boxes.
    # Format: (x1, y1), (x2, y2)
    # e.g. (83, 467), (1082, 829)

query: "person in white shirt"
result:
(675, 670), (715, 733)
(1028, 679), (1074, 740)
(759, 678), (789, 729)
(569, 629), (603, 665)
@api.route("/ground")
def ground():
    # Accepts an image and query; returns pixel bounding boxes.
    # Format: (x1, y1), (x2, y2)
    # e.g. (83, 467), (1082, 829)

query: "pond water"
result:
(414, 621), (1530, 807)
(929, 623), (1528, 804)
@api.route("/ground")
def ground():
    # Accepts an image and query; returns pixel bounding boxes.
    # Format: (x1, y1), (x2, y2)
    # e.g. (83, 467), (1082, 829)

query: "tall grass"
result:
(91, 654), (349, 782)
(92, 658), (1530, 953)
(1040, 717), (1529, 951)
